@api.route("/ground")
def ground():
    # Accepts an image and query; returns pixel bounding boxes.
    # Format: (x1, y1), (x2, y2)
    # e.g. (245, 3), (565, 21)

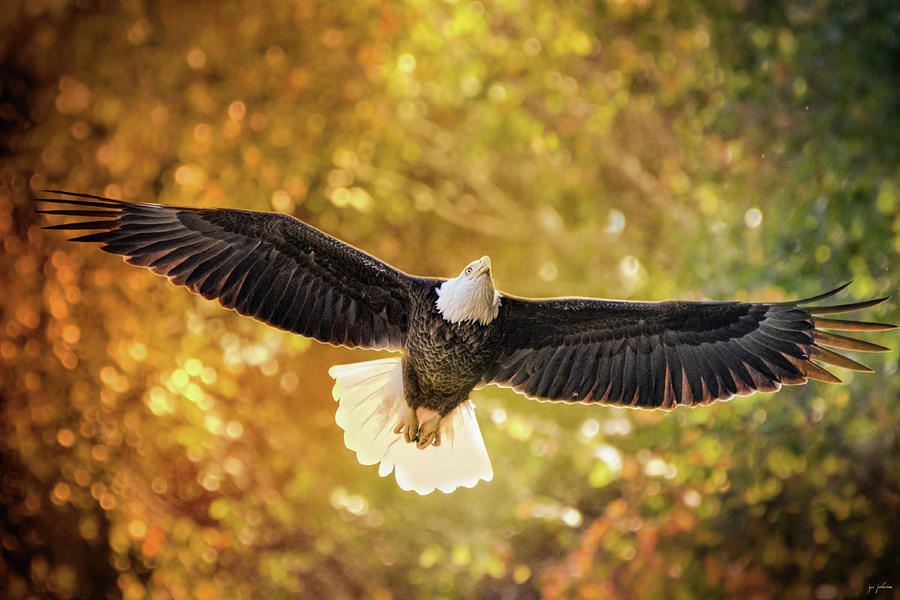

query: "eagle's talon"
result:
(415, 414), (442, 449)
(396, 407), (419, 443)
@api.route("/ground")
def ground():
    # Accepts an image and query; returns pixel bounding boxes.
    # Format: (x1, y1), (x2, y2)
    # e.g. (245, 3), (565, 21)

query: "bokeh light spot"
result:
(186, 47), (207, 69)
(56, 429), (76, 448)
(228, 101), (246, 121)
(745, 207), (763, 228)
(128, 520), (147, 540)
(523, 38), (541, 56)
(52, 482), (71, 504)
(538, 261), (558, 282)
(397, 54), (416, 73)
(271, 190), (293, 212)
(604, 209), (626, 234)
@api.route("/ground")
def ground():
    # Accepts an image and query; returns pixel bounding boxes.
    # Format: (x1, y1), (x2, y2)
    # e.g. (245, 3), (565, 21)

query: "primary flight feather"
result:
(38, 190), (896, 494)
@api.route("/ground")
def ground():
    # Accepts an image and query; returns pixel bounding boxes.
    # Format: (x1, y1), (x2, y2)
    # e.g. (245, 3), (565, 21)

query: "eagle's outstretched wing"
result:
(37, 191), (418, 350)
(481, 285), (895, 408)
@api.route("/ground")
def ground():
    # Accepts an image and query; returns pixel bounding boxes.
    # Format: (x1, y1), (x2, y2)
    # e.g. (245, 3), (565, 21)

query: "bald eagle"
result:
(38, 191), (895, 494)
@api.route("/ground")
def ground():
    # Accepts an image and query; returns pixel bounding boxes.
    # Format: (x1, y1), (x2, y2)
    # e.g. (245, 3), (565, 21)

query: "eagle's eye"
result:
(464, 267), (473, 275)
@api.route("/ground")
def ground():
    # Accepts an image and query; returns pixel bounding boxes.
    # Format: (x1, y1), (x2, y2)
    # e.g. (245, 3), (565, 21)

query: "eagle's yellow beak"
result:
(474, 256), (492, 278)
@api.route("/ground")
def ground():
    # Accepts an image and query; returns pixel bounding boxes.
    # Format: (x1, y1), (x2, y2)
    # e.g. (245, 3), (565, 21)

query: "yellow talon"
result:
(415, 414), (442, 449)
(395, 406), (419, 443)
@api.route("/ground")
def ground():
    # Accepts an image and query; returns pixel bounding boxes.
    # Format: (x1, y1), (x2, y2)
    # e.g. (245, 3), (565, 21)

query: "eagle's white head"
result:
(436, 256), (501, 326)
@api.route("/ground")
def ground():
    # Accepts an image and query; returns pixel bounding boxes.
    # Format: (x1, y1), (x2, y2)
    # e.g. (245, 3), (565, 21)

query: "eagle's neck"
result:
(435, 277), (500, 326)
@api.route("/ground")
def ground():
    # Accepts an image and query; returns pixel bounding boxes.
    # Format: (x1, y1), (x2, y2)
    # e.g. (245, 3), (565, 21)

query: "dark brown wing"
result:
(37, 190), (422, 350)
(481, 284), (895, 409)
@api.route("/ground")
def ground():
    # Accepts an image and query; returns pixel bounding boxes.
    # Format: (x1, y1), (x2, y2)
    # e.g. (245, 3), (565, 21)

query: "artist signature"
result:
(867, 582), (893, 595)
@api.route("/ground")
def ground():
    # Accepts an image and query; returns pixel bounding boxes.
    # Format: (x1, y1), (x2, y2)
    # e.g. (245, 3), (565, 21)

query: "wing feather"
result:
(574, 344), (609, 402)
(198, 253), (241, 298)
(702, 346), (737, 398)
(37, 190), (421, 349)
(678, 345), (707, 404)
(662, 344), (684, 405)
(258, 267), (295, 323)
(560, 347), (585, 400)
(634, 344), (653, 407)
(620, 344), (639, 407)
(219, 254), (262, 307)
(606, 349), (627, 404)
(714, 343), (756, 393)
(645, 341), (666, 406)
(482, 287), (893, 409)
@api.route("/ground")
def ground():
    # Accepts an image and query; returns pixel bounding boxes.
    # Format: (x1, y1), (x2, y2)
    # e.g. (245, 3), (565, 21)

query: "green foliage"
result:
(1, 0), (897, 598)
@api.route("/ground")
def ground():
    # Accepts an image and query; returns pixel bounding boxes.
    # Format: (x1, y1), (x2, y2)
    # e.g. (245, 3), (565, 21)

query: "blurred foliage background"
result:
(1, 0), (898, 598)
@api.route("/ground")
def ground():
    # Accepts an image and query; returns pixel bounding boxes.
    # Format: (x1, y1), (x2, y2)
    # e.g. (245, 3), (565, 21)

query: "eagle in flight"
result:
(38, 190), (895, 494)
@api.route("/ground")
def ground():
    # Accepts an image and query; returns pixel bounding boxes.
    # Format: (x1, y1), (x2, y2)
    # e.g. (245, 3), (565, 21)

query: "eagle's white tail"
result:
(328, 357), (493, 495)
